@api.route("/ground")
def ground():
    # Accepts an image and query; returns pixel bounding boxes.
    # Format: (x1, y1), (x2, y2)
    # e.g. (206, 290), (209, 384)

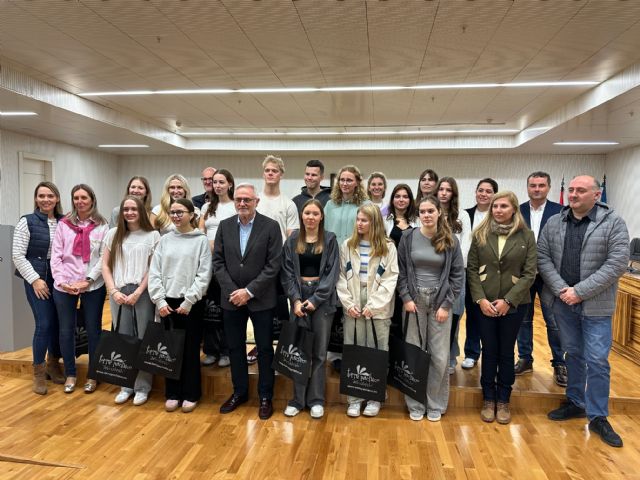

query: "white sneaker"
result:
(347, 402), (362, 417)
(448, 366), (455, 375)
(202, 355), (217, 366)
(284, 405), (301, 417)
(165, 399), (180, 412)
(427, 409), (442, 422)
(182, 400), (198, 413)
(461, 358), (476, 369)
(363, 401), (381, 417)
(310, 405), (324, 419)
(409, 410), (424, 421)
(114, 390), (132, 404)
(218, 356), (231, 367)
(133, 392), (148, 406)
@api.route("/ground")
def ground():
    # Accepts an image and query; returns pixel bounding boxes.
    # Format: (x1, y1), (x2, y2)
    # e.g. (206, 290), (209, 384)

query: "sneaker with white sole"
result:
(427, 409), (442, 422)
(409, 410), (424, 421)
(448, 366), (455, 375)
(363, 401), (381, 417)
(202, 355), (217, 366)
(165, 399), (180, 412)
(310, 405), (324, 419)
(114, 390), (132, 404)
(182, 400), (198, 413)
(133, 392), (148, 406)
(218, 355), (231, 367)
(284, 405), (301, 417)
(347, 402), (362, 417)
(461, 357), (476, 369)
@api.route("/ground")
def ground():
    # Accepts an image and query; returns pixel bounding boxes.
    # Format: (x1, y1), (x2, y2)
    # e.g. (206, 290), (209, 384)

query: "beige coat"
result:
(336, 239), (399, 320)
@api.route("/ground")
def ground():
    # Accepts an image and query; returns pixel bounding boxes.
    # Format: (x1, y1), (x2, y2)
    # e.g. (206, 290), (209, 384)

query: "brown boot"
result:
(496, 402), (511, 424)
(480, 400), (496, 423)
(46, 355), (65, 384)
(33, 363), (47, 395)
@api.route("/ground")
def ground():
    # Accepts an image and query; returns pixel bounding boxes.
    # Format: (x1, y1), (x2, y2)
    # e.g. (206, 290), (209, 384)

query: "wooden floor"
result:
(1, 302), (640, 478)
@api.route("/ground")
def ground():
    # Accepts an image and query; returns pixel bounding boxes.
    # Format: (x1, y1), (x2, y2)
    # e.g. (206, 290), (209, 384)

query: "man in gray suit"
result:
(213, 183), (282, 420)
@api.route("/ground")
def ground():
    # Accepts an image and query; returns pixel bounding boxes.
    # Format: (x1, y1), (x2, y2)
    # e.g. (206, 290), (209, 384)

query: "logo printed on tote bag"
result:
(393, 360), (420, 386)
(280, 344), (308, 365)
(97, 351), (134, 378)
(346, 364), (381, 387)
(145, 342), (175, 362)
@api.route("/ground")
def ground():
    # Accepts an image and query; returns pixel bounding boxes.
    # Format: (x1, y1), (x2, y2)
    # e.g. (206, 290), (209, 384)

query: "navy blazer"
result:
(519, 200), (562, 239)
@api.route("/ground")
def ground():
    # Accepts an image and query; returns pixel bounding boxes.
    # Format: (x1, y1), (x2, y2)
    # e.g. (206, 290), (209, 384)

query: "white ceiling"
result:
(2, 0), (640, 154)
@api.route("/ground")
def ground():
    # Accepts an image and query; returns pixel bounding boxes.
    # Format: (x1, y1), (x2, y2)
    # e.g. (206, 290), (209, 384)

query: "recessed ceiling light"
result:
(80, 81), (598, 97)
(98, 144), (149, 148)
(553, 141), (619, 146)
(182, 128), (520, 137)
(0, 111), (38, 116)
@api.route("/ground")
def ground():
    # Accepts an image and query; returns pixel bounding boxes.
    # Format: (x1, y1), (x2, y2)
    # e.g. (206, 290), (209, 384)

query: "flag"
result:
(559, 176), (565, 205)
(601, 174), (607, 203)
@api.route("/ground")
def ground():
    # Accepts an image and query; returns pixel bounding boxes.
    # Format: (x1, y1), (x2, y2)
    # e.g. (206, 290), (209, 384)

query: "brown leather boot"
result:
(480, 400), (496, 423)
(496, 402), (512, 424)
(46, 355), (65, 384)
(33, 363), (47, 395)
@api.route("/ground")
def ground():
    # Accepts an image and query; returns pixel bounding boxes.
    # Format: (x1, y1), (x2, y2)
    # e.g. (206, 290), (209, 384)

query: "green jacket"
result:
(467, 228), (537, 310)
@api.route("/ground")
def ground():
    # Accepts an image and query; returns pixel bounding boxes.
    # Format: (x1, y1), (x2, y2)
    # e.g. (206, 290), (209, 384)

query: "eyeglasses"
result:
(234, 197), (255, 204)
(201, 177), (214, 183)
(169, 210), (188, 217)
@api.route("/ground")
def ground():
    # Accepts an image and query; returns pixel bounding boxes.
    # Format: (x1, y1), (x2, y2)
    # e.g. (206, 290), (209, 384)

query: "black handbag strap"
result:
(403, 311), (424, 350)
(114, 304), (139, 337)
(352, 317), (380, 350)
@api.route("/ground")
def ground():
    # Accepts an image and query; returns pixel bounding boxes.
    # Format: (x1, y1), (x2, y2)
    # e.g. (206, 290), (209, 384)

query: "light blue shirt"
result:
(238, 215), (255, 257)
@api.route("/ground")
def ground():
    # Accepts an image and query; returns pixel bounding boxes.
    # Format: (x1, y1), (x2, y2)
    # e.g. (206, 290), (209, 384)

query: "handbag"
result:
(340, 318), (389, 402)
(135, 314), (185, 380)
(272, 315), (314, 383)
(387, 311), (430, 404)
(327, 308), (344, 353)
(89, 304), (141, 389)
(75, 300), (89, 358)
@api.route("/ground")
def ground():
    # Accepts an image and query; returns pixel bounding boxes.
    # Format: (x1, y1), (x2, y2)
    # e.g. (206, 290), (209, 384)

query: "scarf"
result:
(490, 219), (514, 236)
(61, 217), (97, 263)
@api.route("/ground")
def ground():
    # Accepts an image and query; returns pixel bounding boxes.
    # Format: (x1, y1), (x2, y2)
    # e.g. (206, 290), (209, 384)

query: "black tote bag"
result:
(89, 305), (141, 389)
(340, 318), (388, 402)
(135, 315), (185, 380)
(272, 315), (314, 383)
(387, 311), (430, 404)
(75, 301), (89, 358)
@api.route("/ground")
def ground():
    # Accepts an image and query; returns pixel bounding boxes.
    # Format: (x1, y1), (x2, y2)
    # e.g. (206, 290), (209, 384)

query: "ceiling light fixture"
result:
(182, 128), (520, 137)
(80, 81), (598, 97)
(98, 144), (149, 148)
(553, 141), (619, 146)
(0, 111), (38, 116)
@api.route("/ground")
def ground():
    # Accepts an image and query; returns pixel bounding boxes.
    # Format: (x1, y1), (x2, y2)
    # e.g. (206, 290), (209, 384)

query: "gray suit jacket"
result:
(212, 212), (283, 311)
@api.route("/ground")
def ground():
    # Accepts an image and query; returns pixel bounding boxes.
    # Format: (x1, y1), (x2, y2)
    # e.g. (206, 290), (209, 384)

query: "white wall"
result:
(120, 153), (605, 210)
(0, 129), (120, 225)
(605, 146), (640, 239)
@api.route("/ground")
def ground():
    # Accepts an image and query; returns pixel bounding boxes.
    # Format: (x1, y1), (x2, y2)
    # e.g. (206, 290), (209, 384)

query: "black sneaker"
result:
(547, 399), (586, 421)
(514, 358), (533, 375)
(589, 416), (623, 447)
(553, 365), (568, 387)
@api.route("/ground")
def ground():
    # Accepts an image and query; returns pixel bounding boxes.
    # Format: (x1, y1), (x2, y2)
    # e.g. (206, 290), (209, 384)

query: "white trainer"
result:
(284, 405), (301, 417)
(362, 401), (381, 417)
(133, 392), (148, 406)
(461, 358), (476, 369)
(347, 402), (362, 417)
(114, 390), (132, 404)
(310, 405), (324, 419)
(218, 356), (231, 367)
(409, 410), (424, 421)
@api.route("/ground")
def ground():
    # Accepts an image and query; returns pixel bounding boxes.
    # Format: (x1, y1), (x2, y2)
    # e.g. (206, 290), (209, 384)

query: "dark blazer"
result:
(519, 200), (562, 238)
(467, 228), (537, 310)
(212, 212), (282, 311)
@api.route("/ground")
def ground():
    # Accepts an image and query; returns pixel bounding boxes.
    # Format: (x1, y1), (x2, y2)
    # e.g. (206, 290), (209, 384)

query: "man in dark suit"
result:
(213, 183), (283, 420)
(461, 178), (498, 370)
(515, 172), (566, 386)
(192, 166), (216, 209)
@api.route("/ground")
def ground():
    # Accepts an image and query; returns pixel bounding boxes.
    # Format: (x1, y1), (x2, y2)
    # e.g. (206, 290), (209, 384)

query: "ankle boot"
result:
(33, 363), (47, 395)
(46, 355), (65, 384)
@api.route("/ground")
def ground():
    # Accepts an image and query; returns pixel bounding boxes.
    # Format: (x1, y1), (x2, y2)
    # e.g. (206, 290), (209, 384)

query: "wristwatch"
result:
(85, 277), (94, 285)
(504, 298), (514, 307)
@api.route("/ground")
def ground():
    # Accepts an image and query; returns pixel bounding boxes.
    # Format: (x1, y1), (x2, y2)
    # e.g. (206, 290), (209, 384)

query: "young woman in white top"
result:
(336, 204), (398, 418)
(109, 176), (152, 228)
(437, 177), (472, 373)
(367, 172), (387, 210)
(198, 169), (236, 368)
(151, 174), (198, 236)
(102, 196), (160, 406)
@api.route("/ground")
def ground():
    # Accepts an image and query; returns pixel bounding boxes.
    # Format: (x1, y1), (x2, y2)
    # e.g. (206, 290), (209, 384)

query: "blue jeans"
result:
(53, 286), (106, 377)
(24, 275), (61, 365)
(553, 300), (611, 419)
(516, 275), (565, 366)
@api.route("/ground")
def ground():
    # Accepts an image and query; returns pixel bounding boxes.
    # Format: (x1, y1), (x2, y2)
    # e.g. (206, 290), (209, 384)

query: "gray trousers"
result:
(109, 284), (154, 394)
(289, 284), (334, 409)
(343, 283), (391, 404)
(404, 287), (452, 415)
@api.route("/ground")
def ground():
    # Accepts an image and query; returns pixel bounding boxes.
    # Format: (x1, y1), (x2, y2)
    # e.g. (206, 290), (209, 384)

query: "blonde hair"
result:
(473, 191), (526, 247)
(330, 165), (368, 205)
(262, 155), (285, 174)
(347, 204), (388, 258)
(155, 174), (192, 231)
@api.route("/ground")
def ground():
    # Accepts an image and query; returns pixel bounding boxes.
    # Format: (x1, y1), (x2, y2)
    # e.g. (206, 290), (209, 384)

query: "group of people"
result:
(12, 155), (629, 448)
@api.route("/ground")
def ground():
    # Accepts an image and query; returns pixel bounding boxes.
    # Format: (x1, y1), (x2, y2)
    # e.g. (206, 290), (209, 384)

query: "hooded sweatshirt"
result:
(148, 228), (212, 312)
(292, 186), (332, 213)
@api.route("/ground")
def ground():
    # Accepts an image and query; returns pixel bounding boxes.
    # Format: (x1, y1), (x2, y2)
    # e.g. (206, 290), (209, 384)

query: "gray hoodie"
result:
(148, 228), (212, 312)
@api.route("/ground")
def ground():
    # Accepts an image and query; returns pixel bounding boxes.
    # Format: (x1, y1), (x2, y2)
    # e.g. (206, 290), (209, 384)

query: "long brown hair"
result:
(67, 184), (106, 225)
(107, 196), (155, 272)
(123, 176), (152, 213)
(33, 181), (63, 217)
(205, 169), (234, 219)
(473, 191), (526, 247)
(386, 183), (416, 223)
(347, 204), (389, 258)
(436, 177), (462, 234)
(415, 169), (439, 205)
(295, 199), (325, 255)
(418, 196), (455, 254)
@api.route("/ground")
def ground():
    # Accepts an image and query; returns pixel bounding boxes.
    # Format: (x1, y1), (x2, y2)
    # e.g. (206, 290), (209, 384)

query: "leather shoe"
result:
(219, 393), (248, 414)
(589, 416), (623, 448)
(553, 365), (568, 387)
(514, 358), (533, 375)
(548, 399), (586, 421)
(258, 398), (273, 420)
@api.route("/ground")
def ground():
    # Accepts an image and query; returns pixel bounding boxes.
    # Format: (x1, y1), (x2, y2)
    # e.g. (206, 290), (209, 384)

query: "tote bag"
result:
(136, 315), (185, 380)
(387, 311), (430, 404)
(340, 318), (388, 402)
(272, 315), (314, 383)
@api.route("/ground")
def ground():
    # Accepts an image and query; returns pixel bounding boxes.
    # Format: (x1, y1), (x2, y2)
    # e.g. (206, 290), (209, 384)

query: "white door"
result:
(19, 153), (54, 216)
